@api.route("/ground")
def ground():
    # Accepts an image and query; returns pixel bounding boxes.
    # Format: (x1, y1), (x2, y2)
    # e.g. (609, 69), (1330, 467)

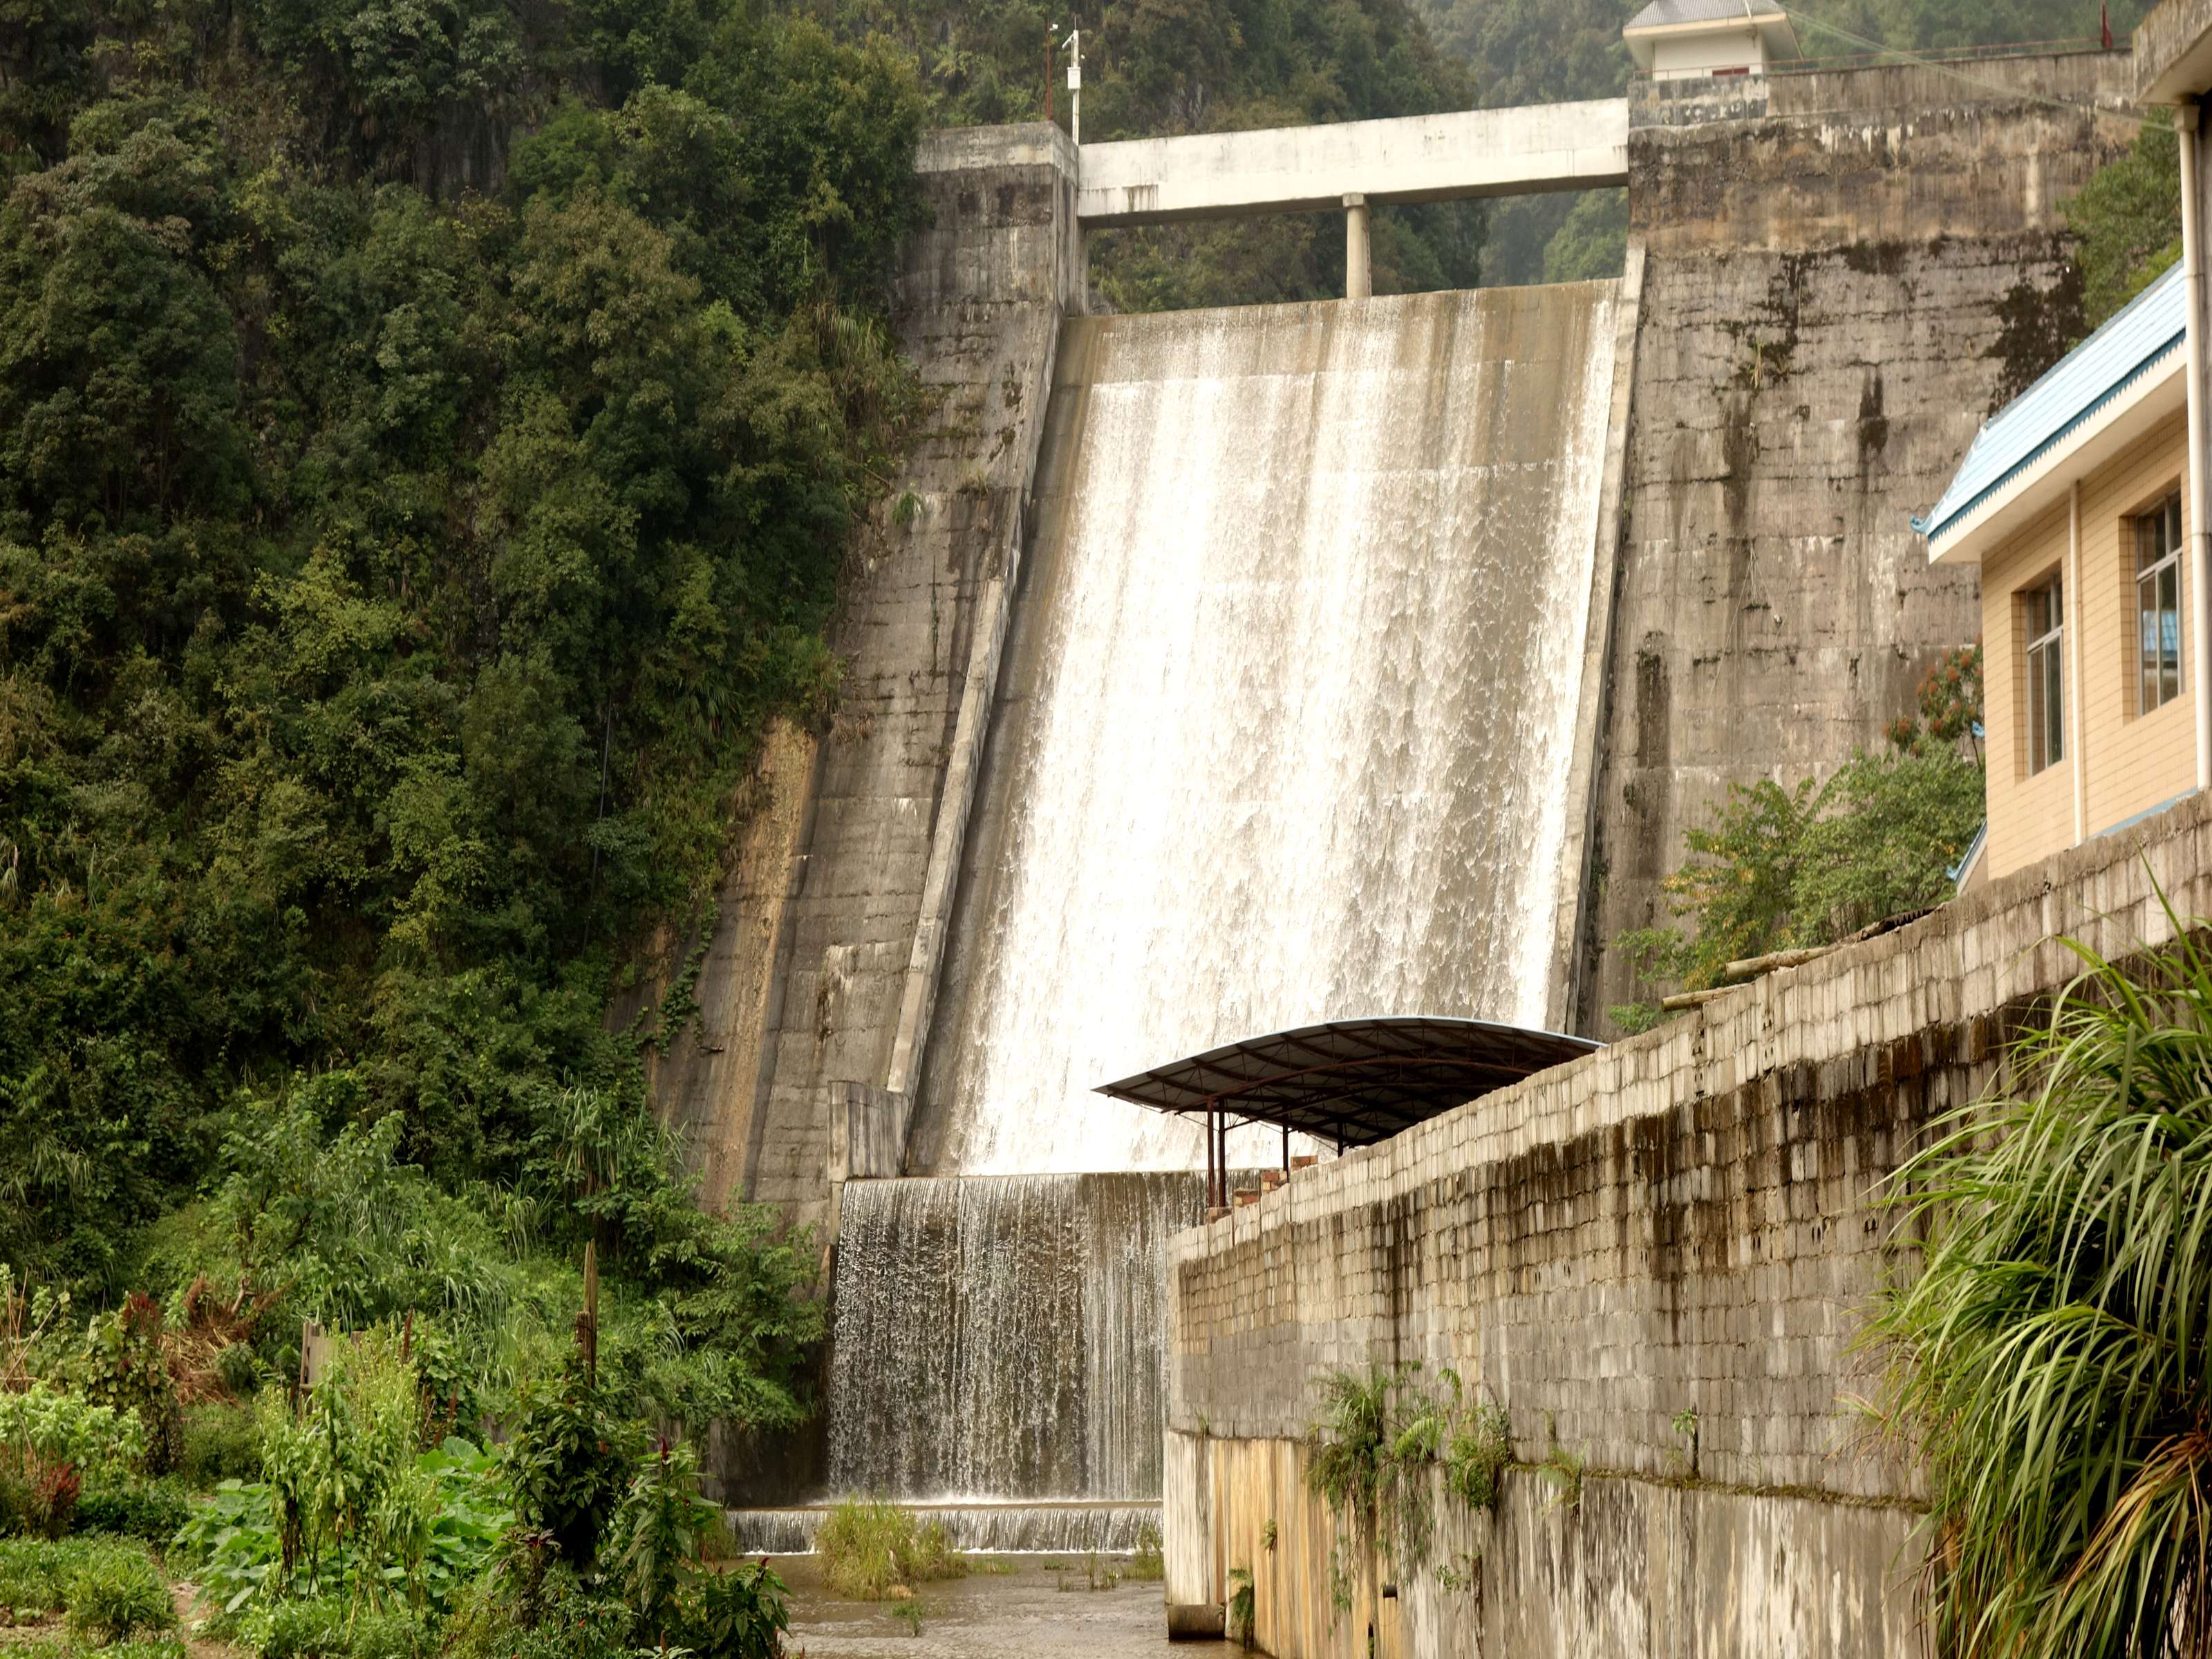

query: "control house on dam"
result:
(625, 7), (2188, 1651)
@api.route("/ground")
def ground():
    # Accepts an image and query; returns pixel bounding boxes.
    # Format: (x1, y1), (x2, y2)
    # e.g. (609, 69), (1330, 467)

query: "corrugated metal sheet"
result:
(1094, 1015), (1598, 1148)
(1915, 259), (2185, 548)
(1626, 0), (1783, 28)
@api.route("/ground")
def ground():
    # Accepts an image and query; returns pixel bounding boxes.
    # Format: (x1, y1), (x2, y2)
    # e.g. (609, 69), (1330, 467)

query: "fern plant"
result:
(1868, 919), (2212, 1655)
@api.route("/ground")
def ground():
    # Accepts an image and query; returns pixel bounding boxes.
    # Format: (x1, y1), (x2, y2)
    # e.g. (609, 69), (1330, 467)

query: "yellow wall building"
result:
(1919, 262), (2202, 880)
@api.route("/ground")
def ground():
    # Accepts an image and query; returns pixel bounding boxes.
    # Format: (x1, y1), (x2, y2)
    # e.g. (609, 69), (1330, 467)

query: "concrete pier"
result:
(1342, 193), (1369, 299)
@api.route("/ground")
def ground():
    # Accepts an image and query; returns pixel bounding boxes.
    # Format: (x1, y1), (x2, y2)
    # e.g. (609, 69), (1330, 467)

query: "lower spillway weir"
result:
(738, 280), (1623, 1547)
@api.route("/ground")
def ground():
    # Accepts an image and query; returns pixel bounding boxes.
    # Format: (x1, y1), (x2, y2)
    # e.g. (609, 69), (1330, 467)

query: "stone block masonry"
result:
(1577, 48), (2141, 1033)
(1165, 787), (2212, 1658)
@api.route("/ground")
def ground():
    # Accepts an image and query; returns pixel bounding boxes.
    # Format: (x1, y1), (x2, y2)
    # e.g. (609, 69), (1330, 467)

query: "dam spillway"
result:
(780, 279), (1629, 1534)
(910, 283), (1622, 1178)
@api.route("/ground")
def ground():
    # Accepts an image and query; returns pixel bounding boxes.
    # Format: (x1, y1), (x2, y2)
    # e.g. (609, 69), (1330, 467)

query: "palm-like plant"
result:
(1870, 917), (2212, 1656)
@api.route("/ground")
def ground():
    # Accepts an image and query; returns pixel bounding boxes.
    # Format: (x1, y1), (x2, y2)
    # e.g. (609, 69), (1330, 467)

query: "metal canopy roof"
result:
(1094, 1015), (1600, 1150)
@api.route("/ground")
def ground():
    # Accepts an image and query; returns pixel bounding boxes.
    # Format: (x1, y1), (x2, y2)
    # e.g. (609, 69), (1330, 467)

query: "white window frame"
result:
(2136, 490), (2184, 715)
(2024, 574), (2065, 777)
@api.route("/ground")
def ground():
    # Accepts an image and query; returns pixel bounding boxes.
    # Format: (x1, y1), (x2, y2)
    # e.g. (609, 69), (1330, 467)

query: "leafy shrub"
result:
(73, 1481), (190, 1544)
(678, 1562), (790, 1659)
(238, 1595), (428, 1659)
(612, 1440), (718, 1636)
(1537, 1447), (1586, 1514)
(61, 1641), (187, 1659)
(216, 1347), (263, 1401)
(238, 1596), (344, 1659)
(814, 1500), (966, 1600)
(179, 1405), (261, 1487)
(0, 1537), (156, 1614)
(0, 1536), (84, 1613)
(350, 1606), (433, 1659)
(62, 1544), (176, 1644)
(1442, 1403), (1514, 1513)
(73, 1300), (181, 1478)
(176, 1437), (507, 1622)
(442, 1566), (634, 1659)
(0, 1384), (149, 1488)
(503, 1355), (639, 1574)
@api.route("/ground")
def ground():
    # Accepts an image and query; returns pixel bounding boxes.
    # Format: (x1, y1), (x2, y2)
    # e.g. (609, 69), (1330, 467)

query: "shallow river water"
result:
(774, 1555), (1230, 1658)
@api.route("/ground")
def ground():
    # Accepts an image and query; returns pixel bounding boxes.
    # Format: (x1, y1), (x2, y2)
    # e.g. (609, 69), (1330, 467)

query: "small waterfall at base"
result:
(822, 1174), (1197, 1502)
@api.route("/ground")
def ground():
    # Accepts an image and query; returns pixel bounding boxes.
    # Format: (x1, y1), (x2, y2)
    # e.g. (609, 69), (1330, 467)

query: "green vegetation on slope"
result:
(0, 0), (924, 1330)
(1609, 646), (1985, 1031)
(819, 0), (1486, 306)
(2068, 109), (2182, 332)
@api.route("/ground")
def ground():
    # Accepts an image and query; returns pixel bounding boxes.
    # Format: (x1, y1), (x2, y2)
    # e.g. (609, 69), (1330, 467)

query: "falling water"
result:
(913, 283), (1621, 1174)
(767, 284), (1624, 1537)
(823, 1173), (1196, 1501)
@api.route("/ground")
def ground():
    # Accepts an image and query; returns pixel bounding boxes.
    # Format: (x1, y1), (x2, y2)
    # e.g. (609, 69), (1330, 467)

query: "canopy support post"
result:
(1204, 1098), (1218, 1212)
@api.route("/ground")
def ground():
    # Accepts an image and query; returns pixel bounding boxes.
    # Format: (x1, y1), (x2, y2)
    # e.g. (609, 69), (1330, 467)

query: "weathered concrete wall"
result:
(1075, 100), (1627, 226)
(1578, 50), (2140, 1033)
(647, 125), (1080, 1234)
(1174, 1434), (1919, 1659)
(1165, 787), (2212, 1657)
(2137, 0), (2212, 101)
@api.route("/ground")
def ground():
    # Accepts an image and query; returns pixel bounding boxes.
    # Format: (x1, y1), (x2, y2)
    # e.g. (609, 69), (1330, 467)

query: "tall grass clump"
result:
(1868, 919), (2212, 1655)
(814, 1501), (965, 1600)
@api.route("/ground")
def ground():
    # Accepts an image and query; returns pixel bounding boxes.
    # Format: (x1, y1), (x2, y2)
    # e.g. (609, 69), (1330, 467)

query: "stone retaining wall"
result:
(1166, 789), (2212, 1655)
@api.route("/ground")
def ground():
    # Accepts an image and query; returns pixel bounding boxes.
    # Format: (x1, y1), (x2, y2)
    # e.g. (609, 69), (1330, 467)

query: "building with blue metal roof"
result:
(1915, 259), (2198, 880)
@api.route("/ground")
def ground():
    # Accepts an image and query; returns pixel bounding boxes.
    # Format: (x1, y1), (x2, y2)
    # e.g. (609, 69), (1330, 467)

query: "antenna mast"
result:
(1065, 27), (1082, 146)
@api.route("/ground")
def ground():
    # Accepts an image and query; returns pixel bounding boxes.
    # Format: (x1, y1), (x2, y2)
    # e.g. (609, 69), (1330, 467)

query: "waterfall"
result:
(771, 284), (1624, 1535)
(914, 283), (1621, 1175)
(823, 1174), (1197, 1501)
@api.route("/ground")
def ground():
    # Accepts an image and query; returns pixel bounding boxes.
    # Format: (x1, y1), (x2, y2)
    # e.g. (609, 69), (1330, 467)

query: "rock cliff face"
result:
(1574, 52), (2140, 1031)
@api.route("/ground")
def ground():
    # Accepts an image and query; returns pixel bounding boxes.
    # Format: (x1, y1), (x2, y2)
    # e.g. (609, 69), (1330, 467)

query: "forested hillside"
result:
(0, 0), (931, 1391)
(0, 0), (1504, 1433)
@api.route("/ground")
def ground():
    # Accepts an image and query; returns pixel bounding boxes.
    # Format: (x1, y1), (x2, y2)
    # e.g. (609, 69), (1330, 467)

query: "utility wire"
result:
(1766, 1), (2149, 123)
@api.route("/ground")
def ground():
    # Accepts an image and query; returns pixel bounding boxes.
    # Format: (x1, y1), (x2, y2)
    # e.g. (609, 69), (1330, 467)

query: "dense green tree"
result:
(0, 0), (925, 1310)
(2068, 110), (2182, 332)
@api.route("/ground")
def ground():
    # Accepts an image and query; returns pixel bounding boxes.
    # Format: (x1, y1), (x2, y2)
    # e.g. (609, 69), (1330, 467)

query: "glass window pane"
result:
(2046, 647), (2063, 767)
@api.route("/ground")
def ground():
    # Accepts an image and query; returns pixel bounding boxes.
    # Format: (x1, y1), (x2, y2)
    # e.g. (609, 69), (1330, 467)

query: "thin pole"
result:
(2069, 479), (2086, 845)
(1204, 1099), (1217, 1211)
(1282, 1123), (1289, 1174)
(1067, 28), (1081, 147)
(2179, 101), (2211, 789)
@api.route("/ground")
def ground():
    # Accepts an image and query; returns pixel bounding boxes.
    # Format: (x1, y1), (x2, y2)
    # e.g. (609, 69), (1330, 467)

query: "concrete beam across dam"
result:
(1073, 98), (1629, 227)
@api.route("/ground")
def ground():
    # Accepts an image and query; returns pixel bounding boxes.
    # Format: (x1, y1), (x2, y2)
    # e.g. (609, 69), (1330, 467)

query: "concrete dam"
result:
(664, 44), (2144, 1653)
(914, 286), (1622, 1177)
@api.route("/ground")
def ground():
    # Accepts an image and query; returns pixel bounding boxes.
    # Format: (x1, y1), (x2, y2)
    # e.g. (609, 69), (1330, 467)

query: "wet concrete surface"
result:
(774, 1555), (1232, 1658)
